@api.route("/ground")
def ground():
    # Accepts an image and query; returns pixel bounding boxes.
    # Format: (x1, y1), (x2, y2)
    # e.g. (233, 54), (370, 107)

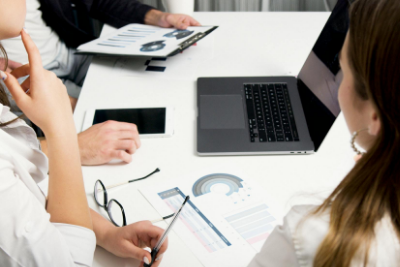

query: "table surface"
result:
(74, 12), (355, 267)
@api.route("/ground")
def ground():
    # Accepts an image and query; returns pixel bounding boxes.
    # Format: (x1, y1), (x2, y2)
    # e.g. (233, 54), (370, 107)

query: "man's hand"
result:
(6, 59), (23, 73)
(101, 221), (168, 267)
(145, 9), (200, 29)
(78, 120), (141, 165)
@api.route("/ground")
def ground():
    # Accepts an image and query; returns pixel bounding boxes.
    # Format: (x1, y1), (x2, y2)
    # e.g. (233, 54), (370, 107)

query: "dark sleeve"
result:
(82, 0), (155, 28)
(39, 0), (156, 48)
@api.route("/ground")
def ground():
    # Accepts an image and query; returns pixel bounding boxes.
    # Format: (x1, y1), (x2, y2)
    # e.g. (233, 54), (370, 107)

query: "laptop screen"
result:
(297, 0), (350, 151)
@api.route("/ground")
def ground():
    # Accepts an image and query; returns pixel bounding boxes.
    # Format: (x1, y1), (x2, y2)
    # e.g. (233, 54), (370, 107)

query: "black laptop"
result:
(197, 0), (349, 156)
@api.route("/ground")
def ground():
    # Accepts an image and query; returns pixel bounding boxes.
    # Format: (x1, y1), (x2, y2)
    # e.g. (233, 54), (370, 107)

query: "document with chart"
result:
(76, 24), (217, 57)
(140, 167), (281, 267)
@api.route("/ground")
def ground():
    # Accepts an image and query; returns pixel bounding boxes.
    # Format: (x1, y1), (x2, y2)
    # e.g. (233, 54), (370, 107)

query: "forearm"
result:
(46, 123), (92, 230)
(144, 9), (166, 26)
(90, 208), (116, 248)
(39, 137), (48, 156)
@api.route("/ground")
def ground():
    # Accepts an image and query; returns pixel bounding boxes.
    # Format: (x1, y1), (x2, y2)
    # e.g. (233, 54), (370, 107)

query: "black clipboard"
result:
(75, 24), (218, 58)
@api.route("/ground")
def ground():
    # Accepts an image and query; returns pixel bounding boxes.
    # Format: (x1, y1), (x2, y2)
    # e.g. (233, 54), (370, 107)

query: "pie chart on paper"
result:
(192, 173), (244, 197)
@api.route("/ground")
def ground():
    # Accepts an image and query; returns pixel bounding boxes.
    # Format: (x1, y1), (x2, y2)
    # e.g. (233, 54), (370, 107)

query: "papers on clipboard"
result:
(140, 167), (282, 267)
(76, 24), (218, 57)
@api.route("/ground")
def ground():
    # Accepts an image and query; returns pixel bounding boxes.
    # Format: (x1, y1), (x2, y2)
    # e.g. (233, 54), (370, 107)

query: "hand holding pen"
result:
(93, 218), (169, 267)
(92, 167), (169, 266)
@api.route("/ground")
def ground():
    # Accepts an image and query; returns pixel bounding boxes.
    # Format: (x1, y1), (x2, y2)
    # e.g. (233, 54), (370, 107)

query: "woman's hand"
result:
(102, 221), (168, 267)
(5, 59), (22, 73)
(2, 29), (73, 136)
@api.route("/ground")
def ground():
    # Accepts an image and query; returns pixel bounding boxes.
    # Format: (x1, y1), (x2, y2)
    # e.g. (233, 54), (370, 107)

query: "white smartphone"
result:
(82, 107), (174, 138)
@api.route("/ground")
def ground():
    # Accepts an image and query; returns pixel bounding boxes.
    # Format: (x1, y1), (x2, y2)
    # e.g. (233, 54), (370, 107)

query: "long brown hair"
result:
(0, 43), (21, 126)
(313, 0), (400, 266)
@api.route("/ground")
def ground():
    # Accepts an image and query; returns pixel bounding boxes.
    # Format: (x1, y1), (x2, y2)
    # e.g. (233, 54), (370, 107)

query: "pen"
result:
(150, 213), (175, 224)
(144, 196), (189, 267)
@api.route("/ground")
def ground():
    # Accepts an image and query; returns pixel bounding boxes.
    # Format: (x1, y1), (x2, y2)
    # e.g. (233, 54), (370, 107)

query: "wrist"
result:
(144, 9), (166, 26)
(42, 118), (77, 139)
(98, 224), (118, 250)
(77, 133), (89, 165)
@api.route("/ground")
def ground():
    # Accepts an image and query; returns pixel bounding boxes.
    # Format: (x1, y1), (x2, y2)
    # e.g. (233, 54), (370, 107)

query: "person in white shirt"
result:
(1, 0), (200, 167)
(0, 1), (167, 266)
(248, 0), (400, 266)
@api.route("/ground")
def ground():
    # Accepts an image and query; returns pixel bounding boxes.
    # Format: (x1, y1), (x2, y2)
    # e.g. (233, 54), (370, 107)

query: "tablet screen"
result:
(93, 108), (166, 134)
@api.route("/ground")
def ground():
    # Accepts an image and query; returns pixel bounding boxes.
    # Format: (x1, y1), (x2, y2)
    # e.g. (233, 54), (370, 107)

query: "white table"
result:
(74, 12), (355, 267)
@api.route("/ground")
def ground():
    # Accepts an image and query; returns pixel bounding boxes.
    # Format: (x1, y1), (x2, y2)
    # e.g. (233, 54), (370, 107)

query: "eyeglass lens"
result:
(108, 200), (125, 227)
(94, 180), (125, 227)
(94, 180), (105, 207)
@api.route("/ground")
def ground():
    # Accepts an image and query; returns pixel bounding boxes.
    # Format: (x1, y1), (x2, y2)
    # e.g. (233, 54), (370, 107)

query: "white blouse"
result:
(248, 205), (400, 267)
(0, 103), (96, 266)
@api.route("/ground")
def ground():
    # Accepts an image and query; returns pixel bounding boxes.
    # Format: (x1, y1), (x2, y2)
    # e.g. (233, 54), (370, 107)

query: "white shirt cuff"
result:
(53, 223), (96, 267)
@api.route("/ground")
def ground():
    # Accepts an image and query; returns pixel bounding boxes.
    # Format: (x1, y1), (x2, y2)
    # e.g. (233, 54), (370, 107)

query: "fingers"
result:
(125, 243), (153, 265)
(177, 17), (190, 30)
(115, 140), (137, 154)
(20, 77), (31, 92)
(104, 121), (141, 149)
(20, 29), (43, 75)
(105, 121), (139, 132)
(110, 150), (132, 163)
(135, 222), (168, 267)
(7, 59), (23, 70)
(117, 130), (140, 140)
(188, 16), (201, 26)
(140, 223), (168, 255)
(10, 64), (30, 78)
(175, 16), (200, 29)
(0, 71), (30, 105)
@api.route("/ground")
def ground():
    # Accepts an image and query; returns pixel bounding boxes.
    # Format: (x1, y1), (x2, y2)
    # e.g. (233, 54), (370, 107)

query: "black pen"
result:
(150, 213), (175, 224)
(144, 196), (189, 267)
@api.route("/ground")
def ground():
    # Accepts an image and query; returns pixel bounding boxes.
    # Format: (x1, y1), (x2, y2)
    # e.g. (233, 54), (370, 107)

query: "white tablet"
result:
(82, 107), (174, 138)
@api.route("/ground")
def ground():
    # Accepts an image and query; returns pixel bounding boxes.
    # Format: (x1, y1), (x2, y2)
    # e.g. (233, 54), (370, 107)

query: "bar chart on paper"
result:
(158, 188), (231, 253)
(224, 203), (275, 246)
(141, 169), (280, 266)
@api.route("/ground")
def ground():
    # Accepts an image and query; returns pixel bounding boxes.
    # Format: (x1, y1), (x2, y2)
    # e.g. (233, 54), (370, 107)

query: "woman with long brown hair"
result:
(249, 0), (400, 266)
(0, 0), (167, 266)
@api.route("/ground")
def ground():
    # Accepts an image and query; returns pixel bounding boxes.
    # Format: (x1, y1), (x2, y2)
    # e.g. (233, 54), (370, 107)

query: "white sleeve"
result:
(247, 212), (300, 267)
(0, 155), (96, 267)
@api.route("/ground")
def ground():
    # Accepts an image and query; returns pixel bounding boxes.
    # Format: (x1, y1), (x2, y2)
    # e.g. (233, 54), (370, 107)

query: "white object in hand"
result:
(162, 0), (195, 16)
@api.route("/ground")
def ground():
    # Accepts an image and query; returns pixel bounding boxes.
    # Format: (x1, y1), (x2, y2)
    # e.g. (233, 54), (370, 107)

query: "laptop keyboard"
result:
(244, 83), (299, 142)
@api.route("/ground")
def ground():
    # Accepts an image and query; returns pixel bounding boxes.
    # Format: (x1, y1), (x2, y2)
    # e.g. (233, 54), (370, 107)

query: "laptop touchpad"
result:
(200, 95), (246, 129)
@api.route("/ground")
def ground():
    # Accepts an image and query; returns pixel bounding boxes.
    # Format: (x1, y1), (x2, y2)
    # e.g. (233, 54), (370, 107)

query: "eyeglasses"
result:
(94, 168), (160, 227)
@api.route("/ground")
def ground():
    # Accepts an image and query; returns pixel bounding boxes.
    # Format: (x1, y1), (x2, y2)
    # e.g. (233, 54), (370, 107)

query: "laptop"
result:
(197, 0), (350, 156)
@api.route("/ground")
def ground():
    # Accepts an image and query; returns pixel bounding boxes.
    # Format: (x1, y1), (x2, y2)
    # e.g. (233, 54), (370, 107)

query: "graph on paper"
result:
(158, 187), (231, 253)
(141, 169), (280, 267)
(224, 203), (275, 245)
(77, 24), (217, 57)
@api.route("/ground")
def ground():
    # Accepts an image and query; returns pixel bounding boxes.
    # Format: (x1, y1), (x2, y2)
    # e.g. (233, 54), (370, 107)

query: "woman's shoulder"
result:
(285, 205), (330, 230)
(286, 206), (400, 266)
(284, 205), (331, 266)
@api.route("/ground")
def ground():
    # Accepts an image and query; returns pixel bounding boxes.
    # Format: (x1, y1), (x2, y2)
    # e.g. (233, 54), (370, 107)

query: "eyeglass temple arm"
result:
(105, 168), (160, 190)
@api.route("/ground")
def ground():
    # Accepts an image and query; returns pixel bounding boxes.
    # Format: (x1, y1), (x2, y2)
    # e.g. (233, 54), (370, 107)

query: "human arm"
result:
(39, 120), (141, 166)
(4, 29), (92, 229)
(0, 149), (96, 266)
(144, 9), (200, 29)
(78, 121), (141, 165)
(90, 209), (168, 266)
(83, 0), (200, 29)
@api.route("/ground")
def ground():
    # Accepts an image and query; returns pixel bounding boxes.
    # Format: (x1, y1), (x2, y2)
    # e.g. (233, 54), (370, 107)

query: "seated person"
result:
(2, 0), (200, 166)
(0, 1), (166, 266)
(249, 0), (400, 265)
